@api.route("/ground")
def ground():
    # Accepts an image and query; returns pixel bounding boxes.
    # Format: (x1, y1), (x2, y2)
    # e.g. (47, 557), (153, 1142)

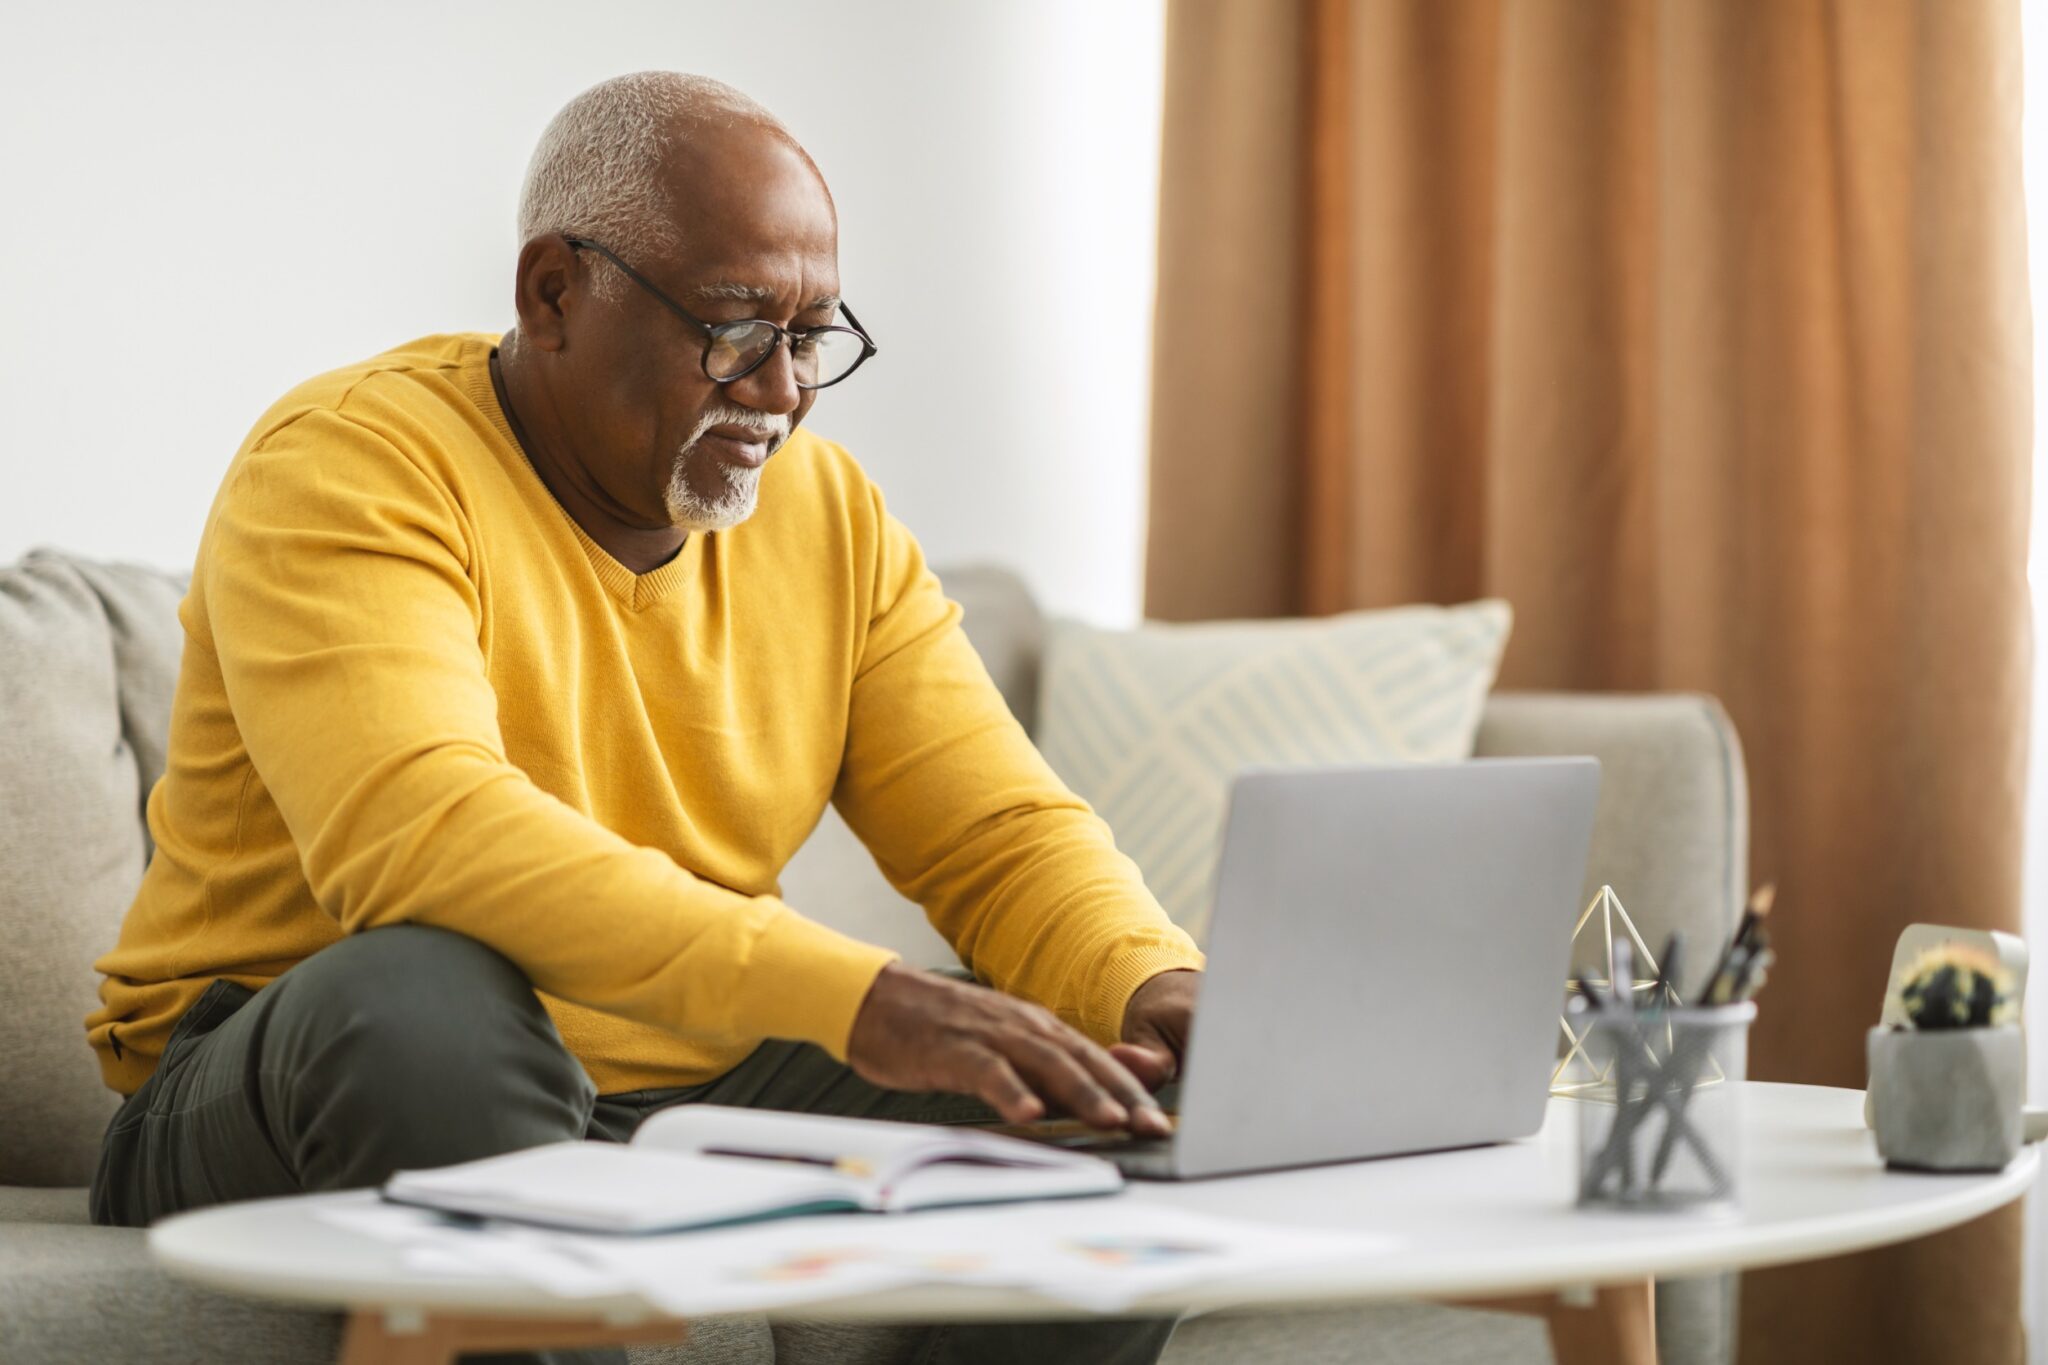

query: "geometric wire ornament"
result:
(1551, 886), (1725, 1100)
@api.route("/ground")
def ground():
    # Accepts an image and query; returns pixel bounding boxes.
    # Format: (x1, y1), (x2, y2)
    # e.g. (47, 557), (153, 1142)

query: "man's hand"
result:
(1111, 969), (1200, 1089)
(847, 963), (1172, 1136)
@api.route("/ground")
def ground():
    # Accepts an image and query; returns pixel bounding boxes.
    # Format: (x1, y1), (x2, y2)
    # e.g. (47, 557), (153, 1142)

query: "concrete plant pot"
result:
(1867, 1025), (2024, 1172)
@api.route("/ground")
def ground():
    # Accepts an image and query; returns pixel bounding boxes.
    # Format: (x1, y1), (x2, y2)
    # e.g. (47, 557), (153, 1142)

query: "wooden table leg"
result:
(338, 1309), (690, 1365)
(338, 1313), (460, 1365)
(1454, 1279), (1657, 1365)
(1542, 1281), (1657, 1365)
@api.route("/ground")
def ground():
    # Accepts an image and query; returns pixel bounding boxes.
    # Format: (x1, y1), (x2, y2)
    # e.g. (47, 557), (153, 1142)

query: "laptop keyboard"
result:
(982, 1117), (1180, 1178)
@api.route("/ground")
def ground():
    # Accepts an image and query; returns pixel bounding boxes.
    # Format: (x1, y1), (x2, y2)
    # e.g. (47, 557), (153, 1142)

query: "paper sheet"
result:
(316, 1194), (1396, 1316)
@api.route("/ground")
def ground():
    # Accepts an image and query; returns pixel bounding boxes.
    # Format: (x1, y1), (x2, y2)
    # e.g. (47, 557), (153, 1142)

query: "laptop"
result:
(1006, 757), (1601, 1179)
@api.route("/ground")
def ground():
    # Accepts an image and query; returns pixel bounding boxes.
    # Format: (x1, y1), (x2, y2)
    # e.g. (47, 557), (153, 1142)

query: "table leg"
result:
(337, 1309), (690, 1365)
(1455, 1279), (1657, 1365)
(1542, 1281), (1656, 1365)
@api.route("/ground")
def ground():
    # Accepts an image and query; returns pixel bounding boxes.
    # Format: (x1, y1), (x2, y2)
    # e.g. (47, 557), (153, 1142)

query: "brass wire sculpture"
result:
(1551, 886), (1724, 1100)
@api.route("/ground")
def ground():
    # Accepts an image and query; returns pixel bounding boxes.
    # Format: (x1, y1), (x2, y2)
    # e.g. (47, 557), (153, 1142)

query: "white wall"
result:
(0, 0), (1163, 627)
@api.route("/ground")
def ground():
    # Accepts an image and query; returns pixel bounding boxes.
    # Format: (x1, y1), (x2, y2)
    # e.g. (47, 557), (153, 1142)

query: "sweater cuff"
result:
(733, 909), (900, 1059)
(1086, 940), (1208, 1044)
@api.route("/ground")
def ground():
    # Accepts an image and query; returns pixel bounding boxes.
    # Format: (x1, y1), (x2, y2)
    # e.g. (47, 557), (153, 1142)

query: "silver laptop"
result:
(1021, 757), (1600, 1179)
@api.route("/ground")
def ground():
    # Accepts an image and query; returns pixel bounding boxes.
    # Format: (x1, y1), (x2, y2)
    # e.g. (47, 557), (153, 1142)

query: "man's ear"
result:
(511, 235), (579, 354)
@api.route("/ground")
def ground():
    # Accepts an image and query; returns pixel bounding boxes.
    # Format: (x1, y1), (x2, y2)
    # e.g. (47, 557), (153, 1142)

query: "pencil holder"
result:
(1573, 1001), (1754, 1213)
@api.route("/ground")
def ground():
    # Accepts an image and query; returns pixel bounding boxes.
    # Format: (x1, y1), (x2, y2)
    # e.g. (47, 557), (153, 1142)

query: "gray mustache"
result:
(686, 406), (790, 445)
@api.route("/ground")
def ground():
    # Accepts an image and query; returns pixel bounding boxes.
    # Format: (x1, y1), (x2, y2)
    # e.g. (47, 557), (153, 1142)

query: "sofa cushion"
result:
(63, 555), (189, 842)
(0, 552), (183, 1185)
(1473, 693), (1747, 995)
(0, 1221), (773, 1365)
(0, 1222), (343, 1365)
(0, 1185), (92, 1225)
(1035, 601), (1512, 939)
(1163, 1302), (1549, 1365)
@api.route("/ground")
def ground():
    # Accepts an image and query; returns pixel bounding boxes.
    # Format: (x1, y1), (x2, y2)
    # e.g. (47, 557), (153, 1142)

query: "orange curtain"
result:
(1147, 2), (2032, 1362)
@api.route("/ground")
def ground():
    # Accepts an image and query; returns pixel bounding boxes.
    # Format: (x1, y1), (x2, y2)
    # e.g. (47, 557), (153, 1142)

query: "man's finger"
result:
(1006, 1033), (1128, 1130)
(1013, 1004), (1163, 1127)
(966, 1048), (1044, 1124)
(1060, 1034), (1170, 1136)
(1109, 1040), (1175, 1090)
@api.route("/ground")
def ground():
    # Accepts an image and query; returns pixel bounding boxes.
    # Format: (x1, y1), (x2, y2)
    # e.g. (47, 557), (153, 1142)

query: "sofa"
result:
(1, 548), (1746, 1365)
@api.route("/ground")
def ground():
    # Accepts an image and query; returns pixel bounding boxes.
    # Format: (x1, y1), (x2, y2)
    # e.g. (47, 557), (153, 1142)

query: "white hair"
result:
(517, 72), (785, 301)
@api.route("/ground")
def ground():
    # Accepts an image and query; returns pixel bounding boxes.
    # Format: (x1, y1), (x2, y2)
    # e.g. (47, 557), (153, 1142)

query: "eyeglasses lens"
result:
(705, 324), (869, 388)
(798, 329), (867, 388)
(705, 324), (780, 382)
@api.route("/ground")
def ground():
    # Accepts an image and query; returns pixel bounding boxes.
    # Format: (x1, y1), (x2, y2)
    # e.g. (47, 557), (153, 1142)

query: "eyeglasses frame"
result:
(561, 234), (877, 391)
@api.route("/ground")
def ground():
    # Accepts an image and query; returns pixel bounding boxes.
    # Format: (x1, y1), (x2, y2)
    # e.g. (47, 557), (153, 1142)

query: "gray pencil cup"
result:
(1573, 1001), (1754, 1213)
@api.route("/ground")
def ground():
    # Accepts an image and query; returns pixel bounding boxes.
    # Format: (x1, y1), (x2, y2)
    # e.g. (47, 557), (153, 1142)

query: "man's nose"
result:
(724, 340), (801, 416)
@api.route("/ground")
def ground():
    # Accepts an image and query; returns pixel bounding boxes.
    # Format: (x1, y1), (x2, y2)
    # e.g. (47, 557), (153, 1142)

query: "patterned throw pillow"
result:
(1037, 601), (1512, 942)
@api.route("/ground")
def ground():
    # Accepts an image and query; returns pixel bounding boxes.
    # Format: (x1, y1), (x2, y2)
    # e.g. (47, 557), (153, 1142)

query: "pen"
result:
(1649, 1028), (1709, 1185)
(1704, 884), (1775, 999)
(1651, 927), (1773, 1188)
(1650, 933), (1684, 1012)
(1574, 976), (1606, 1012)
(1730, 942), (1775, 1004)
(1705, 945), (1748, 1005)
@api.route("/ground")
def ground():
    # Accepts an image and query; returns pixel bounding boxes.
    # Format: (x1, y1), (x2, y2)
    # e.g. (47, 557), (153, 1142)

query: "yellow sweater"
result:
(88, 332), (1202, 1097)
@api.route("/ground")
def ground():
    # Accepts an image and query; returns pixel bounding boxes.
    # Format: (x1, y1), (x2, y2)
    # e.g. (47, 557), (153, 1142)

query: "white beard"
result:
(664, 454), (761, 531)
(662, 405), (788, 531)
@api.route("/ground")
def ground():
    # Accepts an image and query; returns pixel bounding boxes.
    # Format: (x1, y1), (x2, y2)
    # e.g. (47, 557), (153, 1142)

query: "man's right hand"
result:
(846, 963), (1172, 1137)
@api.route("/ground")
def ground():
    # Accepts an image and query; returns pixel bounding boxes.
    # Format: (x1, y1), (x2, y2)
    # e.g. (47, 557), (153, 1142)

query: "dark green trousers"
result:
(91, 925), (1175, 1365)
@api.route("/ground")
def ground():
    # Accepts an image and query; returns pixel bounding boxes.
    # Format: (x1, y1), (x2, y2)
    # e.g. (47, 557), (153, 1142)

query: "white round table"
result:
(150, 1083), (2038, 1365)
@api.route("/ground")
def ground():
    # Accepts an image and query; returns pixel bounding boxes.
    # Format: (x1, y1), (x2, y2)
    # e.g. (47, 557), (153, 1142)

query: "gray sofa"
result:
(1, 548), (1746, 1365)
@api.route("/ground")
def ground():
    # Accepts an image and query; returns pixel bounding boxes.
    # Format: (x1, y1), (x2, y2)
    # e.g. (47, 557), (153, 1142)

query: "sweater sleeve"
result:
(830, 486), (1204, 1044)
(203, 410), (895, 1057)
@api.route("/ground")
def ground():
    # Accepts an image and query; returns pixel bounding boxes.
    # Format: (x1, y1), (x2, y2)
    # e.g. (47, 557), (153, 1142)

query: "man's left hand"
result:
(1113, 969), (1200, 1089)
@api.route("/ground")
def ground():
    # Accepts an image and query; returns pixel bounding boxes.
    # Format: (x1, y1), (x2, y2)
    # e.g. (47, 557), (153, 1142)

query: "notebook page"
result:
(382, 1142), (856, 1233)
(880, 1154), (1123, 1211)
(634, 1105), (1108, 1190)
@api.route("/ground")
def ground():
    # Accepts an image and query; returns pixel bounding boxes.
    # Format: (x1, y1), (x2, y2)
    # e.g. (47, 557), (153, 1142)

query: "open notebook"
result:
(381, 1105), (1124, 1234)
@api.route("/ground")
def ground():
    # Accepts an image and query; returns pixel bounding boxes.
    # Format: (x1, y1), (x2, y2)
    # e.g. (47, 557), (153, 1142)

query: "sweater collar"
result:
(461, 338), (697, 611)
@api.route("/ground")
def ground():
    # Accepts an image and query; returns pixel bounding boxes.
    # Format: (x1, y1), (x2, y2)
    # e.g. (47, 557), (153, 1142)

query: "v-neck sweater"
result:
(87, 332), (1202, 1096)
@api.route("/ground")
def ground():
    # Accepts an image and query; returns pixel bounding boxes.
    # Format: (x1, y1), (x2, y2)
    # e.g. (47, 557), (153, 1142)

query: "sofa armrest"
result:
(1475, 692), (1749, 993)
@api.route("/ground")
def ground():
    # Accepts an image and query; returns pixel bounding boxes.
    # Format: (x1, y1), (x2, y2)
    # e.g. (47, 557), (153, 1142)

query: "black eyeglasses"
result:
(562, 235), (877, 390)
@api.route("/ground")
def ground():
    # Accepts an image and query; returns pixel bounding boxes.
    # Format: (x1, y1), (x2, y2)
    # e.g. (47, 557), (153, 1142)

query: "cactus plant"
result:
(1870, 941), (2024, 1171)
(1896, 945), (2016, 1031)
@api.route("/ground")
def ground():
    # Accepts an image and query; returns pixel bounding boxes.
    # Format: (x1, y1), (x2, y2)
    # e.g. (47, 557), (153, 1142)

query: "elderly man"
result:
(85, 72), (1202, 1364)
